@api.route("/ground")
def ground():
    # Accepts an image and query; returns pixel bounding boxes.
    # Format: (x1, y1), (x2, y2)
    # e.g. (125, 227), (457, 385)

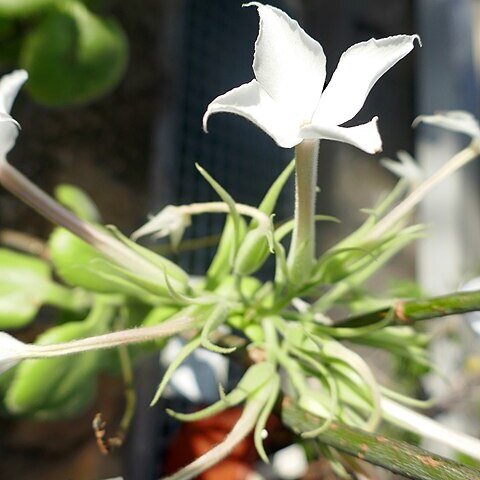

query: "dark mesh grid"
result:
(157, 0), (294, 275)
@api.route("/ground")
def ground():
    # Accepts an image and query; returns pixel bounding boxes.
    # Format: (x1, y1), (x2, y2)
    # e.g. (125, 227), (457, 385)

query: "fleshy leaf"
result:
(206, 215), (247, 290)
(55, 184), (101, 223)
(167, 362), (275, 421)
(200, 304), (235, 354)
(196, 164), (242, 255)
(20, 1), (128, 106)
(150, 336), (202, 406)
(253, 373), (280, 463)
(0, 248), (86, 328)
(0, 0), (57, 18)
(257, 159), (295, 218)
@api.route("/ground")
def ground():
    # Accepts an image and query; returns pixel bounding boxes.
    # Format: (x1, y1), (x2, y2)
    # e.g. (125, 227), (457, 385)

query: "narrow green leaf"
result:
(257, 159), (295, 218)
(200, 304), (236, 354)
(195, 164), (242, 255)
(55, 184), (101, 223)
(150, 336), (202, 406)
(254, 374), (280, 463)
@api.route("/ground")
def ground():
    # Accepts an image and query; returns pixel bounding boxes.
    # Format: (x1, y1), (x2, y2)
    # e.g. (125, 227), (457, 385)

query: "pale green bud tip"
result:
(0, 332), (27, 374)
(131, 205), (191, 248)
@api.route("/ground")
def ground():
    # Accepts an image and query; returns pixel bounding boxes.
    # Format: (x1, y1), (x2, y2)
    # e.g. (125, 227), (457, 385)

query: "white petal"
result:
(246, 2), (326, 124)
(0, 114), (20, 158)
(300, 117), (382, 154)
(0, 332), (26, 374)
(314, 35), (420, 126)
(413, 110), (480, 139)
(203, 79), (301, 148)
(0, 70), (28, 114)
(131, 205), (190, 248)
(381, 150), (423, 185)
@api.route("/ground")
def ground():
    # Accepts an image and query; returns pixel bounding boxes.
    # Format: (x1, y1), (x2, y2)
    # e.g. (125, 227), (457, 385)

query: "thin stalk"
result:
(0, 158), (164, 278)
(117, 344), (136, 439)
(23, 315), (197, 359)
(368, 143), (480, 240)
(178, 202), (271, 230)
(288, 139), (320, 285)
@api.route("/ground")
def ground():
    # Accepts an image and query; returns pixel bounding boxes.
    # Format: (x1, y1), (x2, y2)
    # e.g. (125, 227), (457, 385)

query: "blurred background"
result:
(0, 0), (479, 479)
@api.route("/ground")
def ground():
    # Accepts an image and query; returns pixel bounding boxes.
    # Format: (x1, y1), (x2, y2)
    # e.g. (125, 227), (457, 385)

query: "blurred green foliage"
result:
(0, 0), (128, 106)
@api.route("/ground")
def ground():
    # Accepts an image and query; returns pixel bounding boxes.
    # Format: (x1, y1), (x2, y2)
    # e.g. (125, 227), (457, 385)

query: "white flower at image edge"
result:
(0, 332), (27, 374)
(203, 2), (420, 154)
(414, 110), (480, 140)
(0, 69), (28, 158)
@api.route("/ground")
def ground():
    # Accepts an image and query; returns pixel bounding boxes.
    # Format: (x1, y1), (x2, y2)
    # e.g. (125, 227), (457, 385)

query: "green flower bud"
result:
(234, 228), (270, 276)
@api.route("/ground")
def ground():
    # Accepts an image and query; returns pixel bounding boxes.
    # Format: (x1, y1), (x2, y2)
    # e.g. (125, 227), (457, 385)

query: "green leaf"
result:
(5, 323), (96, 415)
(257, 159), (294, 218)
(196, 164), (242, 256)
(5, 301), (113, 417)
(150, 335), (202, 406)
(167, 362), (275, 421)
(206, 215), (247, 290)
(0, 248), (50, 328)
(49, 227), (116, 292)
(107, 225), (189, 286)
(253, 374), (280, 463)
(200, 304), (235, 354)
(0, 0), (57, 18)
(0, 248), (88, 328)
(20, 0), (128, 106)
(55, 183), (101, 222)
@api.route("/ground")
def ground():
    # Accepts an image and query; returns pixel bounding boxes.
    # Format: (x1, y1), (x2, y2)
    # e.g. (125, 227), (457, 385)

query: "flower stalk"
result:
(368, 141), (480, 240)
(0, 157), (165, 279)
(288, 139), (320, 285)
(0, 315), (197, 372)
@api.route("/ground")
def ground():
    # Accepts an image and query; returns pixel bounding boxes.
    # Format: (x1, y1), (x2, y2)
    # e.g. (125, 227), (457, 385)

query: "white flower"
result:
(203, 3), (420, 154)
(0, 332), (28, 374)
(413, 110), (480, 139)
(381, 150), (423, 185)
(131, 205), (191, 248)
(0, 70), (28, 158)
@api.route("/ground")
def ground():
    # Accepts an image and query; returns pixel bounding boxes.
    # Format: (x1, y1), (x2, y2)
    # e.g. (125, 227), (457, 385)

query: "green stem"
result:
(367, 143), (480, 240)
(117, 344), (136, 438)
(0, 158), (164, 279)
(44, 283), (92, 312)
(336, 289), (480, 328)
(287, 139), (319, 285)
(282, 401), (480, 480)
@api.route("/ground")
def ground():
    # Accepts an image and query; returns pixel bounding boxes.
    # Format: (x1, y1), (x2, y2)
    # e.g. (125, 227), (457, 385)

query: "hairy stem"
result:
(288, 139), (320, 285)
(368, 143), (479, 240)
(24, 315), (197, 359)
(0, 158), (163, 278)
